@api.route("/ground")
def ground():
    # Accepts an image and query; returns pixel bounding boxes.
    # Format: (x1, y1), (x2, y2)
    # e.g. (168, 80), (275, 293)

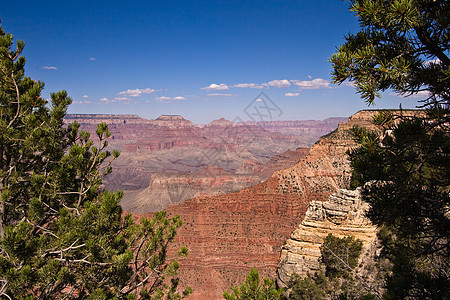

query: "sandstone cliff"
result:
(277, 188), (378, 288)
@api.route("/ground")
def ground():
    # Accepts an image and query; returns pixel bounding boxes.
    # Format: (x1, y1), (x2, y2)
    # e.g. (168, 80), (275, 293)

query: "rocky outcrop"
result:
(275, 109), (424, 291)
(207, 117), (235, 127)
(277, 188), (378, 288)
(153, 115), (194, 128)
(156, 115), (185, 121)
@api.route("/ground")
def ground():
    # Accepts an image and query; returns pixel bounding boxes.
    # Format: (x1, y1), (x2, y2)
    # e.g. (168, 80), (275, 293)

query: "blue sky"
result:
(2, 0), (418, 123)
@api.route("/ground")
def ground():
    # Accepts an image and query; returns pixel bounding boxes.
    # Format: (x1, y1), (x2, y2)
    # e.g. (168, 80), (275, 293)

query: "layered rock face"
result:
(275, 109), (423, 290)
(166, 189), (311, 299)
(277, 188), (378, 288)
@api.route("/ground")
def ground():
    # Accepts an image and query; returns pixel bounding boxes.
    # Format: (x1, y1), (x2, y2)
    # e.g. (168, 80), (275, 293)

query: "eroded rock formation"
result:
(275, 109), (423, 292)
(277, 188), (378, 288)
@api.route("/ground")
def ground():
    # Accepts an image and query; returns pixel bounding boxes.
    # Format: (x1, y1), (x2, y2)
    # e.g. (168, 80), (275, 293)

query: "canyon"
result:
(65, 114), (345, 211)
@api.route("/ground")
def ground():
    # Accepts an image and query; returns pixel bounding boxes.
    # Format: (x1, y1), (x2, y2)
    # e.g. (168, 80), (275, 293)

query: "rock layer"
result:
(277, 188), (378, 288)
(120, 148), (309, 213)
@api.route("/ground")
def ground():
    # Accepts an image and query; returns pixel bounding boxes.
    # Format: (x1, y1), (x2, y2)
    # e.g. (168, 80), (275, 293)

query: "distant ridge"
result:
(156, 115), (185, 121)
(64, 114), (193, 127)
(65, 114), (144, 125)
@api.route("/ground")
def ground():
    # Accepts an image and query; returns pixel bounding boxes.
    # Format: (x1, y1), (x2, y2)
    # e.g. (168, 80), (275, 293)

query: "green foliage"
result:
(332, 1), (449, 298)
(330, 0), (449, 112)
(288, 272), (327, 300)
(321, 234), (363, 280)
(223, 268), (284, 300)
(348, 119), (450, 299)
(0, 22), (189, 299)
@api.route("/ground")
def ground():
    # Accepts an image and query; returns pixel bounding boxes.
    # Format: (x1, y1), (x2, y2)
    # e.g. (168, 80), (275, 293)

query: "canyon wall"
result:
(163, 110), (384, 298)
(120, 148), (309, 213)
(65, 114), (341, 211)
(241, 117), (348, 147)
(65, 110), (421, 298)
(273, 109), (424, 292)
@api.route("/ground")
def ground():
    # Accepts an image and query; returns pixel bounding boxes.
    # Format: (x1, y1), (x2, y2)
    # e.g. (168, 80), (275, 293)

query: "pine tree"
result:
(331, 1), (449, 298)
(330, 0), (449, 112)
(223, 268), (284, 300)
(0, 22), (189, 299)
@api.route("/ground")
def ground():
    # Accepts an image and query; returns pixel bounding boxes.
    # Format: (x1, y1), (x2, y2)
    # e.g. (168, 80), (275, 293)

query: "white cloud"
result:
(89, 57), (96, 61)
(114, 96), (130, 101)
(207, 93), (233, 97)
(42, 66), (57, 70)
(291, 78), (330, 89)
(99, 97), (109, 101)
(156, 96), (171, 101)
(233, 83), (267, 89)
(234, 80), (291, 89)
(73, 100), (91, 104)
(118, 88), (155, 97)
(155, 96), (187, 103)
(82, 95), (89, 98)
(201, 83), (229, 90)
(285, 92), (300, 97)
(268, 79), (291, 88)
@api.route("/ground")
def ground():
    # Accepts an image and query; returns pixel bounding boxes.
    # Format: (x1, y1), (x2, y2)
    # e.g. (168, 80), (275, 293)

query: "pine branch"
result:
(322, 242), (382, 299)
(415, 27), (450, 66)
